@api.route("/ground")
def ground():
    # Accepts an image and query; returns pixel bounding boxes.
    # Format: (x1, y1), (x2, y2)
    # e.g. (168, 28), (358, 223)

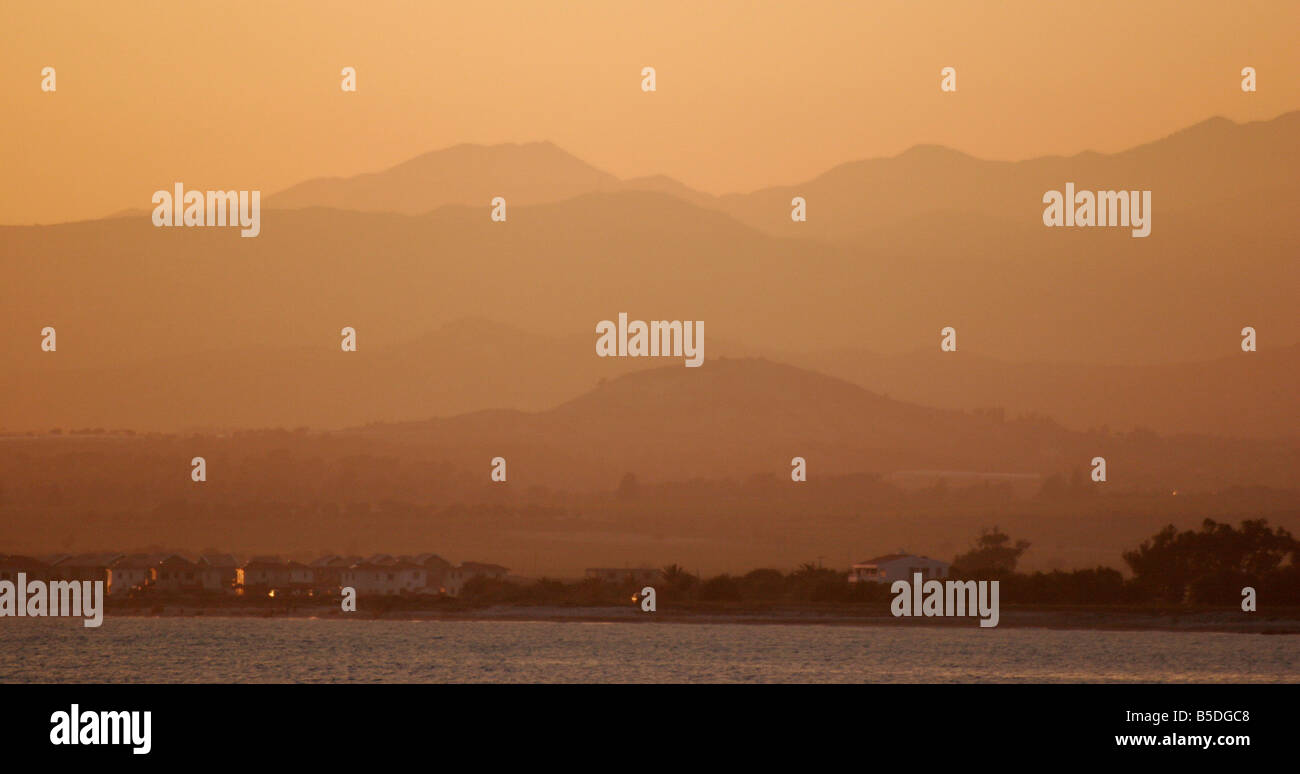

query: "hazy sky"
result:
(3, 0), (1297, 223)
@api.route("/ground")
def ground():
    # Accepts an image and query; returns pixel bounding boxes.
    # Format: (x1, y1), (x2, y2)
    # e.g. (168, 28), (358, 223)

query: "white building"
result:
(341, 562), (427, 596)
(108, 554), (161, 596)
(197, 554), (239, 593)
(849, 553), (950, 584)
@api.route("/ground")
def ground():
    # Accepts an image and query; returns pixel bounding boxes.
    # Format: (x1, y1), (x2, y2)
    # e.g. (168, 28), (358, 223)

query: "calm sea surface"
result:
(1, 618), (1296, 683)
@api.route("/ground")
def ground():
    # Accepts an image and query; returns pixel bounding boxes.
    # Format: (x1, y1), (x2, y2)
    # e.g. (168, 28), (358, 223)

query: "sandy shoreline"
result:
(98, 604), (1300, 635)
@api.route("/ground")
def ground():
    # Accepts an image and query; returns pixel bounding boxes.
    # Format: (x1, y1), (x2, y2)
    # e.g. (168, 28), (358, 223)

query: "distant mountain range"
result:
(263, 112), (1300, 243)
(6, 358), (1295, 571)
(3, 317), (1296, 440)
(3, 111), (1296, 442)
(343, 357), (1296, 491)
(785, 342), (1300, 440)
(0, 319), (659, 432)
(717, 113), (1300, 240)
(4, 188), (1294, 368)
(268, 141), (719, 213)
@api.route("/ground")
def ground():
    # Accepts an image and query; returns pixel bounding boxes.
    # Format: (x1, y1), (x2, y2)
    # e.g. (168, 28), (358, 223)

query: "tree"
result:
(953, 527), (1030, 574)
(788, 561), (846, 602)
(1123, 519), (1299, 604)
(699, 574), (742, 602)
(661, 563), (697, 593)
(740, 568), (786, 600)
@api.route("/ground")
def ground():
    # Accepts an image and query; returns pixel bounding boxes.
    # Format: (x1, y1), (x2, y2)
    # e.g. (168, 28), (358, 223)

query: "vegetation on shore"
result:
(101, 519), (1299, 617)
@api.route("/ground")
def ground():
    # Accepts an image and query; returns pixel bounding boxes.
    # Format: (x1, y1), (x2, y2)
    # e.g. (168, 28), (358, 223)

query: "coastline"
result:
(96, 603), (1300, 635)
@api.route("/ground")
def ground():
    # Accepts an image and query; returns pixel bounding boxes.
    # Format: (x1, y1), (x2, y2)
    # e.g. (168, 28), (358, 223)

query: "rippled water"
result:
(1, 618), (1296, 683)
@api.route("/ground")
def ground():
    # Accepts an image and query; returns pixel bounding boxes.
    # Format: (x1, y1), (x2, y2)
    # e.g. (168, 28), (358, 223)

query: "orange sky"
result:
(3, 0), (1297, 224)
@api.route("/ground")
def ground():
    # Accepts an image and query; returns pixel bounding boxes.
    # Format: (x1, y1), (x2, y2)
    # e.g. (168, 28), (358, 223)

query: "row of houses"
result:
(2, 551), (949, 593)
(0, 552), (509, 598)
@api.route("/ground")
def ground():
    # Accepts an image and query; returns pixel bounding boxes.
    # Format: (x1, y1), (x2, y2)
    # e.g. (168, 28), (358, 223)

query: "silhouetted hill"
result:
(352, 358), (1299, 491)
(6, 180), (1295, 375)
(267, 140), (713, 213)
(0, 317), (738, 432)
(5, 112), (1298, 436)
(4, 179), (1298, 439)
(3, 359), (1297, 571)
(266, 113), (1300, 237)
(718, 111), (1300, 239)
(786, 343), (1300, 440)
(3, 311), (1295, 439)
(0, 191), (812, 372)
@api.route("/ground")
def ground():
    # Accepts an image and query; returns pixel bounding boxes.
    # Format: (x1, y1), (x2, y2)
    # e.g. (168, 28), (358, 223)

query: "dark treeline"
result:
(456, 519), (1300, 608)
